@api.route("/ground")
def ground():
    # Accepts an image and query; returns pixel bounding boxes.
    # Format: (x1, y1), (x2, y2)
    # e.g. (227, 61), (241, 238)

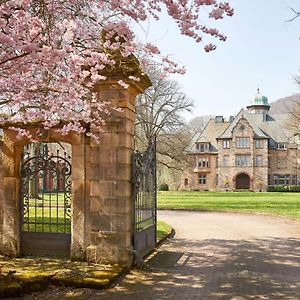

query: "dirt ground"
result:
(8, 211), (300, 300)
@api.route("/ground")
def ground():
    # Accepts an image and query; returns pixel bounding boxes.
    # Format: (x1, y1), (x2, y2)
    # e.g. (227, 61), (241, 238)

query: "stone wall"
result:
(86, 82), (140, 265)
(268, 147), (298, 185)
(217, 117), (269, 191)
(179, 153), (218, 191)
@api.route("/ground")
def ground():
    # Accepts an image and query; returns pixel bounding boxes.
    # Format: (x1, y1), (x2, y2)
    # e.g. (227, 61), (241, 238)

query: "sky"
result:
(135, 0), (300, 120)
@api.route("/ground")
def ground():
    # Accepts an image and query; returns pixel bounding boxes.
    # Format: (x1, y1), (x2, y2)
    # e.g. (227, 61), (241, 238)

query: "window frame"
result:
(255, 140), (263, 149)
(223, 155), (229, 167)
(197, 157), (209, 168)
(236, 137), (250, 149)
(277, 143), (287, 150)
(196, 143), (210, 153)
(236, 154), (251, 167)
(198, 174), (206, 185)
(255, 155), (262, 167)
(273, 174), (291, 185)
(223, 140), (230, 149)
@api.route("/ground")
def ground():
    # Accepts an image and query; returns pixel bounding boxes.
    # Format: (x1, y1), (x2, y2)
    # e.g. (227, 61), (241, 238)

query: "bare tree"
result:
(287, 7), (300, 22)
(187, 115), (213, 136)
(135, 66), (193, 173)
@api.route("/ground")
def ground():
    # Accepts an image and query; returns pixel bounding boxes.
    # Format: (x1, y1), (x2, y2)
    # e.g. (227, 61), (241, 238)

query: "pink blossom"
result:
(117, 80), (129, 89)
(0, 0), (233, 140)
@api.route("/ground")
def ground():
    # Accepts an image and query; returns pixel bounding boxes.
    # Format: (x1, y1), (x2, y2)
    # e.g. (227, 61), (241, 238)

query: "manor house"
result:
(180, 90), (300, 191)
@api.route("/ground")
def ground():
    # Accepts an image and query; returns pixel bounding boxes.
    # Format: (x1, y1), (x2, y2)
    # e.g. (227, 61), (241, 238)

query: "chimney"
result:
(215, 116), (224, 123)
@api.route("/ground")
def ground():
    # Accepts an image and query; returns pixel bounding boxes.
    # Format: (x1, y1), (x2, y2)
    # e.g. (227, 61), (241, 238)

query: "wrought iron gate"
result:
(20, 143), (72, 257)
(133, 139), (157, 258)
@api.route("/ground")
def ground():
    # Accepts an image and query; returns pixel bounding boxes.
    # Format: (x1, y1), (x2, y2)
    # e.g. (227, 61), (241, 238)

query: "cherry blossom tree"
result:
(0, 0), (233, 138)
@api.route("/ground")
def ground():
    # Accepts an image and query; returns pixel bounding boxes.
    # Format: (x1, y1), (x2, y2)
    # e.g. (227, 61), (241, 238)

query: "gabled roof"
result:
(218, 109), (268, 139)
(186, 107), (298, 154)
(218, 109), (297, 146)
(257, 113), (296, 146)
(187, 118), (229, 153)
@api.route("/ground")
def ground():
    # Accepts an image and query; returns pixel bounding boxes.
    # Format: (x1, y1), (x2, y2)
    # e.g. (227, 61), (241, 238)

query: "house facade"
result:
(180, 90), (300, 191)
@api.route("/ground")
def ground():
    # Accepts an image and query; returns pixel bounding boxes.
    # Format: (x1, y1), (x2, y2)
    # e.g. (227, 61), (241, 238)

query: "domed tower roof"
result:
(251, 89), (269, 105)
(247, 88), (270, 114)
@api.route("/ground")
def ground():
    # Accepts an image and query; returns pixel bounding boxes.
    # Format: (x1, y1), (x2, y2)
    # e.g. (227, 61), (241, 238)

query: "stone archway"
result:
(0, 54), (152, 265)
(235, 173), (250, 190)
(0, 130), (87, 260)
(20, 142), (73, 258)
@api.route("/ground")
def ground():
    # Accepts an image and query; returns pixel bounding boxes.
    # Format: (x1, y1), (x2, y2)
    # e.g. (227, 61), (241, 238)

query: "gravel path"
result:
(11, 211), (300, 300)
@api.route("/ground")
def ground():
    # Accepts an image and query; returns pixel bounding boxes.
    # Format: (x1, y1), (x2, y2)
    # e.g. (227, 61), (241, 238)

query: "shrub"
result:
(289, 186), (300, 192)
(159, 183), (169, 191)
(267, 186), (275, 192)
(267, 185), (300, 192)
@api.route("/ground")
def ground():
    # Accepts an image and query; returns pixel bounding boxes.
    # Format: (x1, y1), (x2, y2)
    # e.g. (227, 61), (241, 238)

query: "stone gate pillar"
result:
(1, 131), (23, 256)
(0, 55), (151, 265)
(86, 57), (151, 265)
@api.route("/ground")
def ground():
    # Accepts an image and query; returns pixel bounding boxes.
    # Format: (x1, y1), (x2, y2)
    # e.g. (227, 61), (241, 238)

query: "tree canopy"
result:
(0, 0), (233, 138)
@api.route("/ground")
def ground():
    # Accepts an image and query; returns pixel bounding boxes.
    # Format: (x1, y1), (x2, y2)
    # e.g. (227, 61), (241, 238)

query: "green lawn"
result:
(158, 191), (300, 220)
(157, 221), (172, 241)
(23, 193), (71, 233)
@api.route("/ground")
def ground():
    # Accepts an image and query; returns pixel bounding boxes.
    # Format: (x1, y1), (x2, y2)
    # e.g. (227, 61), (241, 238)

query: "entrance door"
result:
(20, 143), (72, 257)
(236, 173), (250, 189)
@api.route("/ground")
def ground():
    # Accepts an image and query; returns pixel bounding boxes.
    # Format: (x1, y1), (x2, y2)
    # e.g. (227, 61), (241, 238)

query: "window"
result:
(199, 175), (206, 185)
(184, 178), (189, 186)
(277, 143), (287, 150)
(223, 140), (230, 149)
(196, 143), (210, 152)
(236, 155), (251, 167)
(236, 137), (250, 149)
(292, 175), (297, 185)
(255, 155), (262, 167)
(255, 140), (263, 149)
(274, 174), (290, 185)
(274, 175), (278, 185)
(286, 175), (290, 185)
(197, 157), (209, 168)
(223, 155), (229, 166)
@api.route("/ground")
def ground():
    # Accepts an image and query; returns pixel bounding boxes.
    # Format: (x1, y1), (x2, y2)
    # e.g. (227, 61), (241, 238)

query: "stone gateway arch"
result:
(0, 56), (156, 266)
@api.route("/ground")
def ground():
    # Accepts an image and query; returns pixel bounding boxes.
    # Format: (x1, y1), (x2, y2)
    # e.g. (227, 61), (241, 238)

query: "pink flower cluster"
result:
(0, 0), (233, 139)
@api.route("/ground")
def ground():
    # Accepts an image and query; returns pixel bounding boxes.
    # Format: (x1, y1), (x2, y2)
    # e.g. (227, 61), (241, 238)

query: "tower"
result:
(247, 88), (270, 114)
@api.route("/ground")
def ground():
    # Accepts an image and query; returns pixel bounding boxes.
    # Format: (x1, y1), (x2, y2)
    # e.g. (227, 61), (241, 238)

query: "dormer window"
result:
(196, 143), (210, 152)
(277, 143), (287, 150)
(223, 140), (230, 149)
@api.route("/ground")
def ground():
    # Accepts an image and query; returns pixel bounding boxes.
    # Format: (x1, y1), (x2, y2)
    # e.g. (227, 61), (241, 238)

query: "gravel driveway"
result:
(11, 211), (300, 300)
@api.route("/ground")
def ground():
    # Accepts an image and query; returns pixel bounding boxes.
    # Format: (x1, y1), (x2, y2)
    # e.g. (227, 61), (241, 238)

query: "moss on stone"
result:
(0, 256), (125, 297)
(0, 275), (21, 298)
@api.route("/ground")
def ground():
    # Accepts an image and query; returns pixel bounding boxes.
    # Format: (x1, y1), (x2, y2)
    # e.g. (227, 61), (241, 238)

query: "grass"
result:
(23, 193), (71, 233)
(158, 191), (300, 220)
(24, 194), (173, 240)
(157, 221), (172, 241)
